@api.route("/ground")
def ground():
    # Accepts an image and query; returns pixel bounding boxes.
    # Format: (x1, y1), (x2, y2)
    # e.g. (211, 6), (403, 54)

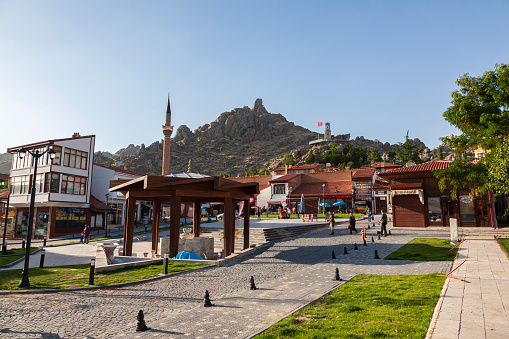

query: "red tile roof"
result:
(291, 181), (353, 197)
(379, 159), (451, 176)
(0, 189), (9, 200)
(272, 164), (320, 172)
(93, 163), (145, 177)
(352, 168), (376, 179)
(270, 173), (301, 183)
(89, 195), (108, 210)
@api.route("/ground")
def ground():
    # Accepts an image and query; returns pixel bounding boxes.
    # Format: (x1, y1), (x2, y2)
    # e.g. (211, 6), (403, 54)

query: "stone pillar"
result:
(193, 201), (201, 237)
(169, 194), (181, 257)
(152, 200), (161, 253)
(243, 200), (250, 250)
(123, 194), (136, 256)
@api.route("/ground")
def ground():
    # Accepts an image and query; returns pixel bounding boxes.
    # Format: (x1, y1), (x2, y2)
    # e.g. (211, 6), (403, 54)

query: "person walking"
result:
(348, 212), (358, 234)
(378, 210), (388, 237)
(82, 224), (91, 244)
(329, 213), (335, 235)
(367, 207), (372, 223)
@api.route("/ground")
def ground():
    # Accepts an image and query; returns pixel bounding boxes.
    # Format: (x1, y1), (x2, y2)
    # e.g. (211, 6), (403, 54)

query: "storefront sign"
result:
(390, 189), (424, 204)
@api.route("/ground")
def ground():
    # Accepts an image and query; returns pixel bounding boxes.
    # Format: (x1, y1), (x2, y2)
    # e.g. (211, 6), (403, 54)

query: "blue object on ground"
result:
(174, 251), (204, 260)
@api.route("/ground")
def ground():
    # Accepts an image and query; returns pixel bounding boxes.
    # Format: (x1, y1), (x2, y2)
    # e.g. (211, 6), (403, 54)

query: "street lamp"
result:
(1, 178), (9, 255)
(322, 183), (325, 215)
(105, 193), (109, 237)
(288, 186), (292, 214)
(17, 147), (56, 288)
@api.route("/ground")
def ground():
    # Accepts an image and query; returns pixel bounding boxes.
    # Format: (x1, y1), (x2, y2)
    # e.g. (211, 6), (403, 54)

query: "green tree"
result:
(305, 149), (315, 164)
(367, 148), (382, 163)
(387, 150), (396, 161)
(246, 169), (258, 176)
(282, 154), (295, 166)
(395, 131), (423, 164)
(437, 146), (443, 160)
(434, 63), (509, 196)
(258, 168), (270, 175)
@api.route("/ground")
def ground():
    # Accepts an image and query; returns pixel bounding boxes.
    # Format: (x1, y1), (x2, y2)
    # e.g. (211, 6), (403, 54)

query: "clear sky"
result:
(1, 0), (508, 153)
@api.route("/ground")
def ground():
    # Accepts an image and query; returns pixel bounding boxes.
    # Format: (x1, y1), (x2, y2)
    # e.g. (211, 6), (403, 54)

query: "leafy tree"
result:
(282, 154), (295, 166)
(387, 150), (396, 161)
(258, 168), (270, 175)
(305, 151), (315, 164)
(437, 145), (443, 160)
(434, 63), (509, 196)
(367, 148), (382, 163)
(246, 169), (258, 176)
(395, 131), (423, 164)
(217, 173), (231, 178)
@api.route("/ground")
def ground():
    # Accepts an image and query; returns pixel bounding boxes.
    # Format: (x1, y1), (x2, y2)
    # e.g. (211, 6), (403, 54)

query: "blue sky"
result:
(1, 0), (508, 153)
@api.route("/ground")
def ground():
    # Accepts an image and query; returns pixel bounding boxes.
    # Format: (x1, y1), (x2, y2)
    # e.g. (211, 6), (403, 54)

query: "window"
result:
(459, 195), (475, 222)
(11, 176), (30, 195)
(44, 173), (60, 193)
(34, 174), (44, 193)
(273, 184), (285, 195)
(61, 174), (86, 195)
(475, 199), (488, 216)
(428, 197), (442, 222)
(63, 148), (88, 170)
(51, 146), (62, 165)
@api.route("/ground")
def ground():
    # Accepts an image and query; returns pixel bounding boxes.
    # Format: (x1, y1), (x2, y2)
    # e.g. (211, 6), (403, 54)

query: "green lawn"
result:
(259, 213), (362, 219)
(257, 274), (446, 339)
(0, 261), (207, 290)
(0, 247), (40, 266)
(384, 238), (459, 261)
(497, 238), (509, 257)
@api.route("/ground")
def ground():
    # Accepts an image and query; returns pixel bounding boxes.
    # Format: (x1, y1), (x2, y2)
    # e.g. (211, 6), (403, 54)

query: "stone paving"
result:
(0, 221), (453, 338)
(427, 235), (509, 339)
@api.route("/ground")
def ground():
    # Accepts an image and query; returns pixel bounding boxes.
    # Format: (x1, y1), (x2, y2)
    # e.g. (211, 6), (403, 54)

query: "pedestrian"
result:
(348, 212), (358, 234)
(378, 210), (388, 236)
(367, 207), (372, 223)
(82, 224), (91, 244)
(329, 213), (335, 235)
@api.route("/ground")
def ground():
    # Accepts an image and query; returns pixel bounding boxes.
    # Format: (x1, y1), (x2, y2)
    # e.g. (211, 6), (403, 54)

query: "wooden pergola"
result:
(109, 176), (259, 258)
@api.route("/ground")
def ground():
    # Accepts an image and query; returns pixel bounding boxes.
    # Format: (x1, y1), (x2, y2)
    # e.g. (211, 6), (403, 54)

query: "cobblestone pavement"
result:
(0, 221), (452, 338)
(427, 235), (509, 339)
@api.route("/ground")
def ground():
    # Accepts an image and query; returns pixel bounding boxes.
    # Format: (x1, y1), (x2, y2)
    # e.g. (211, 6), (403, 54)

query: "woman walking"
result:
(329, 213), (335, 235)
(348, 212), (358, 234)
(82, 224), (91, 244)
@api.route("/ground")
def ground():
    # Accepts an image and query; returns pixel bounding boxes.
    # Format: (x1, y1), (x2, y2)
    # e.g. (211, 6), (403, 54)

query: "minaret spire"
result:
(162, 93), (174, 176)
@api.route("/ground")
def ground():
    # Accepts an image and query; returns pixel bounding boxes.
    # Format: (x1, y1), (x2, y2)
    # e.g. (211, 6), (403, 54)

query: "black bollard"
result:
(88, 259), (95, 285)
(373, 222), (375, 228)
(43, 238), (47, 247)
(204, 290), (213, 307)
(332, 251), (336, 259)
(372, 236), (375, 243)
(145, 225), (147, 233)
(80, 234), (84, 243)
(250, 276), (257, 290)
(368, 224), (370, 229)
(363, 239), (367, 246)
(2, 242), (7, 254)
(344, 247), (348, 255)
(163, 255), (168, 275)
(136, 310), (149, 332)
(354, 243), (358, 250)
(374, 250), (381, 259)
(39, 249), (45, 268)
(378, 234), (381, 240)
(22, 239), (25, 249)
(334, 267), (341, 281)
(389, 230), (392, 235)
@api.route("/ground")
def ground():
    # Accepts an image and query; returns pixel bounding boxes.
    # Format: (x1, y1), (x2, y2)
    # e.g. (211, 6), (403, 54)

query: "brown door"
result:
(475, 199), (490, 227)
(441, 198), (454, 226)
(393, 195), (425, 227)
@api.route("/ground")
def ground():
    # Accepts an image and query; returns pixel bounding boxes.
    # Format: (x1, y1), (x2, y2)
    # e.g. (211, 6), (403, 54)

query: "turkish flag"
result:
(318, 122), (323, 126)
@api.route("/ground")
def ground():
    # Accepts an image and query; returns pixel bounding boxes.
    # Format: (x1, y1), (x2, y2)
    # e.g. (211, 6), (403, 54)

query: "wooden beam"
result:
(169, 194), (181, 258)
(152, 200), (161, 253)
(109, 176), (146, 192)
(122, 193), (136, 257)
(243, 199), (250, 250)
(224, 197), (233, 257)
(193, 200), (201, 237)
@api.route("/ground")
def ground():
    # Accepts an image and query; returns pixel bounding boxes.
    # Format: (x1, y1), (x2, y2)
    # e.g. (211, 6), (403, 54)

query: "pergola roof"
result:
(109, 175), (259, 202)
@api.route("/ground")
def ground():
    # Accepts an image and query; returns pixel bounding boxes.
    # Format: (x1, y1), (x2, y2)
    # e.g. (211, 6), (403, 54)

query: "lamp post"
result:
(105, 193), (109, 237)
(288, 186), (292, 215)
(1, 178), (9, 255)
(17, 147), (56, 288)
(322, 183), (325, 215)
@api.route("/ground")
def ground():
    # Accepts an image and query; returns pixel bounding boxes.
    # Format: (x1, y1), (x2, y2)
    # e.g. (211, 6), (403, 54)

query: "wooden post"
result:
(243, 199), (250, 250)
(152, 200), (161, 253)
(224, 197), (233, 257)
(193, 200), (201, 237)
(169, 194), (181, 258)
(123, 193), (136, 257)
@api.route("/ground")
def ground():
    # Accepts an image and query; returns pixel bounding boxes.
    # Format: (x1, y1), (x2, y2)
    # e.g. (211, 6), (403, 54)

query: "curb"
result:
(0, 248), (43, 268)
(494, 236), (509, 259)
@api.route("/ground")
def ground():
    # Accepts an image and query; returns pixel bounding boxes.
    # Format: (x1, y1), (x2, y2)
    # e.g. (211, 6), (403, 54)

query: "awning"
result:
(390, 189), (424, 204)
(267, 199), (283, 205)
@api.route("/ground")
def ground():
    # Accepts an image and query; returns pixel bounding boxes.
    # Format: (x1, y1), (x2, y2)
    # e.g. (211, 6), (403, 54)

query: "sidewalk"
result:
(427, 236), (509, 339)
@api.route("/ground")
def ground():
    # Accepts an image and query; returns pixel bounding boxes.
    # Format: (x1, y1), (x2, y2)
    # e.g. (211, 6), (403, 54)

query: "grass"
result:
(0, 247), (40, 266)
(257, 274), (446, 339)
(259, 213), (362, 219)
(0, 261), (207, 290)
(384, 238), (459, 261)
(497, 238), (509, 257)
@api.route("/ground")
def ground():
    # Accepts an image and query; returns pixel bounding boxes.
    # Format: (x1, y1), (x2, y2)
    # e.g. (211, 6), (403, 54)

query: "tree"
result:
(258, 168), (270, 175)
(434, 63), (509, 196)
(367, 148), (382, 163)
(305, 149), (315, 164)
(282, 154), (295, 166)
(437, 145), (443, 160)
(246, 169), (258, 176)
(395, 131), (423, 164)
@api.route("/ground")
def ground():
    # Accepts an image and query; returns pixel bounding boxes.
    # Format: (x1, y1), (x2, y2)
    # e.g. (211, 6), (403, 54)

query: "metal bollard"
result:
(145, 225), (147, 233)
(43, 238), (47, 247)
(39, 249), (45, 268)
(2, 242), (7, 254)
(89, 258), (96, 285)
(22, 239), (26, 249)
(163, 254), (168, 275)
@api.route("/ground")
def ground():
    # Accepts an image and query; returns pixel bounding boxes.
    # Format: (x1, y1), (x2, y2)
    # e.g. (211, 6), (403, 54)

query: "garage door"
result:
(393, 195), (425, 227)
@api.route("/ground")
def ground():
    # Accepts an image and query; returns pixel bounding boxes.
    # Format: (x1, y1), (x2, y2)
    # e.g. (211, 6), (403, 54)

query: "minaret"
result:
(162, 94), (174, 175)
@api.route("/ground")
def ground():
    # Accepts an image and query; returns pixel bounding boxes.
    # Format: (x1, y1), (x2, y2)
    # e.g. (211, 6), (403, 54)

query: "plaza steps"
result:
(261, 223), (328, 242)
